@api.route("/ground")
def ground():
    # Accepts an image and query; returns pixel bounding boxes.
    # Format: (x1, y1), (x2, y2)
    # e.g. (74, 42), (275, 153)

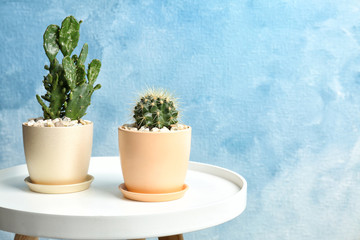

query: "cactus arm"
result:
(76, 64), (87, 86)
(78, 43), (88, 65)
(62, 56), (77, 90)
(41, 95), (50, 102)
(65, 82), (101, 120)
(38, 73), (66, 119)
(71, 54), (78, 64)
(87, 59), (101, 85)
(58, 16), (80, 57)
(63, 56), (87, 87)
(49, 58), (62, 76)
(64, 83), (93, 120)
(43, 24), (60, 63)
(43, 75), (52, 92)
(93, 84), (101, 91)
(41, 74), (53, 102)
(48, 73), (65, 118)
(36, 94), (55, 119)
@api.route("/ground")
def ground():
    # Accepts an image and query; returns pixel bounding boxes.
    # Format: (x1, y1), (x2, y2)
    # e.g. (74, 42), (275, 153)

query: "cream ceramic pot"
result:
(118, 126), (191, 194)
(22, 122), (93, 185)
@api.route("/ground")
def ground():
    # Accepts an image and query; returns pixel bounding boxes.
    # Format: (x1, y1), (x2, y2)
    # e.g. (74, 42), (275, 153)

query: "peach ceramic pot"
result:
(22, 122), (93, 185)
(118, 126), (191, 194)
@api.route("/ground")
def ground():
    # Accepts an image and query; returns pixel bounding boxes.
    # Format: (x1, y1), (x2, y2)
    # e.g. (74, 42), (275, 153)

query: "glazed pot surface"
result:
(22, 122), (93, 185)
(118, 126), (191, 194)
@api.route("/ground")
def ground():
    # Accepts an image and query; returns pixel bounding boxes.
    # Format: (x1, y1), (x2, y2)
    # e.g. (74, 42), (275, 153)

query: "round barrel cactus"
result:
(133, 90), (179, 130)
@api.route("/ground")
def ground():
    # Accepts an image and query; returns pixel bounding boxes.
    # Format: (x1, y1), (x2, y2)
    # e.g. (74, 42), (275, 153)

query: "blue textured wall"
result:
(1, 0), (360, 239)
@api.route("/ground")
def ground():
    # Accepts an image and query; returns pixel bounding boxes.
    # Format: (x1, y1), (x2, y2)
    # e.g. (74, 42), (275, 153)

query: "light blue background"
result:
(1, 0), (360, 239)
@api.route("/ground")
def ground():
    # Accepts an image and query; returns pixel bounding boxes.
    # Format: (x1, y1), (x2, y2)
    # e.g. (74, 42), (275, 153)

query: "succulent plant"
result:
(36, 16), (101, 120)
(133, 89), (179, 130)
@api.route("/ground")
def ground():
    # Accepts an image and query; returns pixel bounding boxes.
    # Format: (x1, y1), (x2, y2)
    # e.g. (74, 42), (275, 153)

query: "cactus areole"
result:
(133, 89), (179, 130)
(36, 16), (101, 120)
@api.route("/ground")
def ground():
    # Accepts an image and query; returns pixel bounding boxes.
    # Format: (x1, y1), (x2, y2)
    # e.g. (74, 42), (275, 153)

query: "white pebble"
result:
(27, 120), (35, 126)
(33, 122), (42, 127)
(45, 121), (55, 127)
(151, 127), (160, 132)
(55, 121), (64, 127)
(160, 127), (170, 132)
(123, 123), (133, 128)
(62, 117), (71, 122)
(70, 120), (79, 126)
(139, 126), (150, 132)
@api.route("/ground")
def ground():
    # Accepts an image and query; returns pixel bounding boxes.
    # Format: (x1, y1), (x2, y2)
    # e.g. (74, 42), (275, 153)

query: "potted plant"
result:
(118, 89), (191, 202)
(22, 16), (101, 191)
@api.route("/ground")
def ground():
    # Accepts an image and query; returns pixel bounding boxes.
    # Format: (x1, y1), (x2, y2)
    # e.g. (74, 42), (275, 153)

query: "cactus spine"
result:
(36, 16), (101, 120)
(133, 89), (179, 130)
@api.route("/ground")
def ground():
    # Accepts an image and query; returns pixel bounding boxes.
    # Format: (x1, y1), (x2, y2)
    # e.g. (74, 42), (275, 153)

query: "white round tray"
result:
(0, 156), (247, 239)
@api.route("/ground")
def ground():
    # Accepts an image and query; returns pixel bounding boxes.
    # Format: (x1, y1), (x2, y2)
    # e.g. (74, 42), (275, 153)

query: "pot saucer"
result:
(24, 175), (94, 194)
(119, 183), (189, 202)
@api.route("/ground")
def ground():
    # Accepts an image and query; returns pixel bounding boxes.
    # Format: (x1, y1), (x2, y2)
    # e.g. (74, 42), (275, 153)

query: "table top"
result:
(0, 156), (247, 239)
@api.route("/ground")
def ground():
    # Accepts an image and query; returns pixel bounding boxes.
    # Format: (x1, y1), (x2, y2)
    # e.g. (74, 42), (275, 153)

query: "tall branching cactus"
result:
(133, 89), (179, 130)
(36, 16), (101, 120)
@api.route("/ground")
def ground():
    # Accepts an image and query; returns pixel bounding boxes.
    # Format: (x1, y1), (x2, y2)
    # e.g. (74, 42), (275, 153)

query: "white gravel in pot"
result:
(121, 123), (189, 132)
(23, 117), (91, 127)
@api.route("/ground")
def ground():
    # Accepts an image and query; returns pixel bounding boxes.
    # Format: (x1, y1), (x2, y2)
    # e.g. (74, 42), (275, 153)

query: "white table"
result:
(0, 156), (247, 240)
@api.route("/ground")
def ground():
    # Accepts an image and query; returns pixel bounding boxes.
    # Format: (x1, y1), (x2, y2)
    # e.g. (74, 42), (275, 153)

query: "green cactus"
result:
(133, 89), (179, 130)
(36, 16), (101, 120)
